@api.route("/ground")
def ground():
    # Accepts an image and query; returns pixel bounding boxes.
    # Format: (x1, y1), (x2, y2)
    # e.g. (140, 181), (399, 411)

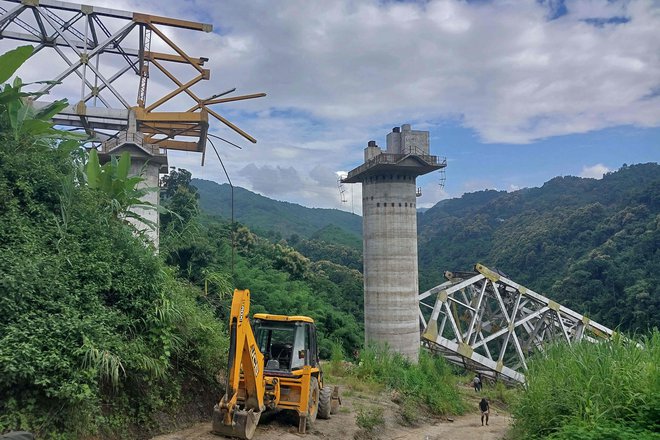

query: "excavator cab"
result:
(253, 315), (319, 373)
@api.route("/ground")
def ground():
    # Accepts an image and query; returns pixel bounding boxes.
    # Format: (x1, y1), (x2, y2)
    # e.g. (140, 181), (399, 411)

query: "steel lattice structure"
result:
(0, 0), (265, 162)
(418, 263), (617, 384)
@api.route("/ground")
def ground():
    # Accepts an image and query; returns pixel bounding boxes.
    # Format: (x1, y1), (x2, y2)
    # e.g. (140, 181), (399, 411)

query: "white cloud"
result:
(580, 163), (611, 179)
(417, 183), (450, 209)
(190, 0), (660, 142)
(34, 0), (649, 145)
(3, 0), (658, 211)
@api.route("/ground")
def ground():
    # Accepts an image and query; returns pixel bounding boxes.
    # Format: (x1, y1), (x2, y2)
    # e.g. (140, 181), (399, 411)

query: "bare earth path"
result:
(152, 386), (511, 440)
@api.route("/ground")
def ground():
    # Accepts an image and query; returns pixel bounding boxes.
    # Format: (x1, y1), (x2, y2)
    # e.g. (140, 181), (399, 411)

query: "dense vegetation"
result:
(0, 46), (364, 437)
(160, 170), (365, 357)
(418, 163), (660, 332)
(510, 332), (660, 439)
(0, 47), (226, 437)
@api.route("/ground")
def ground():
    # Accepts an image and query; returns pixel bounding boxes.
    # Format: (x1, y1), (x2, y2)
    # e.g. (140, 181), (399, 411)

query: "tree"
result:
(160, 167), (199, 230)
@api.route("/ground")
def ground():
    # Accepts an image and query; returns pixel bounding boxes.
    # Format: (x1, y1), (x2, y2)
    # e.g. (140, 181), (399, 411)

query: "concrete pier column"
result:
(99, 130), (167, 249)
(343, 124), (446, 363)
(362, 173), (420, 360)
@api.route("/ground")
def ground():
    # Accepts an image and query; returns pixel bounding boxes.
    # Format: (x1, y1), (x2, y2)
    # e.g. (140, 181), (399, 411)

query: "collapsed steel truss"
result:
(0, 0), (264, 161)
(418, 264), (617, 384)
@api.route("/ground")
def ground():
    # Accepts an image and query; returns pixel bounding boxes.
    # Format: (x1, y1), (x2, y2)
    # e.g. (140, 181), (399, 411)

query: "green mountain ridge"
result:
(418, 162), (660, 331)
(194, 164), (659, 332)
(192, 178), (362, 241)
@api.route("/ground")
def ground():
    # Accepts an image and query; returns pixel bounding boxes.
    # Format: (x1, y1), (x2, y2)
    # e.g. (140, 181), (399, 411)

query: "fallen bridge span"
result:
(418, 263), (617, 384)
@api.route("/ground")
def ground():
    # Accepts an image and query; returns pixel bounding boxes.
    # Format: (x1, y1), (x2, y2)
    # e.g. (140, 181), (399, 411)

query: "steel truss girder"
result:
(419, 263), (618, 384)
(0, 0), (266, 158)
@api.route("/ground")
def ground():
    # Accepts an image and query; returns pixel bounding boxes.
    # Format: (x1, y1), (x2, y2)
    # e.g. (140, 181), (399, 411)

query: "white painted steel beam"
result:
(419, 263), (618, 384)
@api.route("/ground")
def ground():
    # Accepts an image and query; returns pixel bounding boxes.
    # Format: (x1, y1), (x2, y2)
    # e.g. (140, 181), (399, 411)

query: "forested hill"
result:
(193, 178), (362, 243)
(418, 162), (660, 331)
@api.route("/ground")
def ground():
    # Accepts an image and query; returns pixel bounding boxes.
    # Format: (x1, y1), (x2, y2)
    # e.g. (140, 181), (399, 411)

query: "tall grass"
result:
(352, 346), (467, 415)
(328, 339), (345, 376)
(511, 330), (660, 439)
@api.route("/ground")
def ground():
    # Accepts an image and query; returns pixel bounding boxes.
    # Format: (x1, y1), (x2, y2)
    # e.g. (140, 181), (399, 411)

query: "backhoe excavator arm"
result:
(213, 289), (265, 439)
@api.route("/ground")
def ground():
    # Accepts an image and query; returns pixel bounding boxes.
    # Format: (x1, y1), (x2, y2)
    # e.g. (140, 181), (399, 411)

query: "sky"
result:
(3, 0), (659, 214)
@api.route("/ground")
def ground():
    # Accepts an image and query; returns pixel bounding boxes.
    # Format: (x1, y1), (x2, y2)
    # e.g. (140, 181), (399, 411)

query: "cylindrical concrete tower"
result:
(343, 125), (445, 362)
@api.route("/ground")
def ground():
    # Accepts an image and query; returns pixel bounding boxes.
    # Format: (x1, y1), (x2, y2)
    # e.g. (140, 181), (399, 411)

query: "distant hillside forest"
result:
(192, 178), (362, 245)
(417, 163), (660, 332)
(197, 163), (660, 333)
(162, 170), (364, 356)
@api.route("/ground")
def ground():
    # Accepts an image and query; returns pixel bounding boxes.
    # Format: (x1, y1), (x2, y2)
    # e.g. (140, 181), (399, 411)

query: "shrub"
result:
(545, 420), (660, 440)
(0, 46), (227, 438)
(352, 346), (467, 416)
(356, 406), (384, 431)
(328, 339), (346, 376)
(399, 397), (421, 426)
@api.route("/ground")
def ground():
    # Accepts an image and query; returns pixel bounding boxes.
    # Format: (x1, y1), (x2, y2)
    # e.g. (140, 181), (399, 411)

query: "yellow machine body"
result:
(212, 290), (338, 439)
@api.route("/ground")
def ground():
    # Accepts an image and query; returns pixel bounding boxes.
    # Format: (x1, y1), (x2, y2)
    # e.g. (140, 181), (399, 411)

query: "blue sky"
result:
(419, 123), (660, 197)
(3, 0), (658, 213)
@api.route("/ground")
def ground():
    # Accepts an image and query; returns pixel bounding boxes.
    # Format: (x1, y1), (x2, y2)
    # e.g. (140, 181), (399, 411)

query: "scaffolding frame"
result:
(0, 0), (265, 161)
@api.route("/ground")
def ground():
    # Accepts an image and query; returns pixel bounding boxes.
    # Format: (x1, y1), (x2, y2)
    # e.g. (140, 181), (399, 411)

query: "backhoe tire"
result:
(306, 377), (320, 430)
(317, 384), (332, 419)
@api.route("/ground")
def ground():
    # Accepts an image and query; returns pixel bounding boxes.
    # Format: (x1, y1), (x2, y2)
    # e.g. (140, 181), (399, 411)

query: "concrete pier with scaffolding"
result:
(343, 125), (446, 361)
(0, 0), (265, 248)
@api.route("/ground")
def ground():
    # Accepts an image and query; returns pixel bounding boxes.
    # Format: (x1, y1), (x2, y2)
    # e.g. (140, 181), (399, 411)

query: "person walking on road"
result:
(479, 398), (490, 426)
(473, 374), (481, 392)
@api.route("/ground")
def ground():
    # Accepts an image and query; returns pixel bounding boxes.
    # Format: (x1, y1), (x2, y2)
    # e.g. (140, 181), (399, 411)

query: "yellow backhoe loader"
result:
(212, 289), (340, 439)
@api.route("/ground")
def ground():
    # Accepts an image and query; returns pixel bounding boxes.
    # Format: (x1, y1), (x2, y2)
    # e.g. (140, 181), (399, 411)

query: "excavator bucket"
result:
(212, 405), (262, 440)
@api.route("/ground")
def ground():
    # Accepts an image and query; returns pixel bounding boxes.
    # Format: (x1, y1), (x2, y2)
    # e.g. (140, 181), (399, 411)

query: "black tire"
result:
(306, 377), (319, 430)
(318, 384), (332, 419)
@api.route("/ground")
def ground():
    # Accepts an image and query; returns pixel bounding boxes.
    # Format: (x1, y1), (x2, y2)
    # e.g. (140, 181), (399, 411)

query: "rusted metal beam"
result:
(145, 72), (206, 112)
(135, 108), (207, 123)
(145, 138), (200, 151)
(147, 22), (205, 74)
(147, 51), (207, 66)
(206, 107), (257, 144)
(188, 92), (267, 112)
(148, 58), (206, 109)
(133, 12), (211, 32)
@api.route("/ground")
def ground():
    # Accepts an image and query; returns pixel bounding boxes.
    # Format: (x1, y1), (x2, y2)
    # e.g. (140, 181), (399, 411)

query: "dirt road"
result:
(152, 389), (511, 440)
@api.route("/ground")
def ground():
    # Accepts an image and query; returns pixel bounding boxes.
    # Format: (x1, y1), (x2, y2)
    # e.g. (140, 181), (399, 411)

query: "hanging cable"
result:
(208, 133), (243, 149)
(208, 137), (236, 277)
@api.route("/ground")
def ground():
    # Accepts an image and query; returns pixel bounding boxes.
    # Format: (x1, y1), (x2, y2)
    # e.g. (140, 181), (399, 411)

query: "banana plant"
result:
(86, 148), (166, 231)
(0, 45), (80, 144)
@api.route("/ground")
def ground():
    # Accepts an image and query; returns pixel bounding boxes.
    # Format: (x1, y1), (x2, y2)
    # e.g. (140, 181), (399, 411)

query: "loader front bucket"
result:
(212, 405), (262, 440)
